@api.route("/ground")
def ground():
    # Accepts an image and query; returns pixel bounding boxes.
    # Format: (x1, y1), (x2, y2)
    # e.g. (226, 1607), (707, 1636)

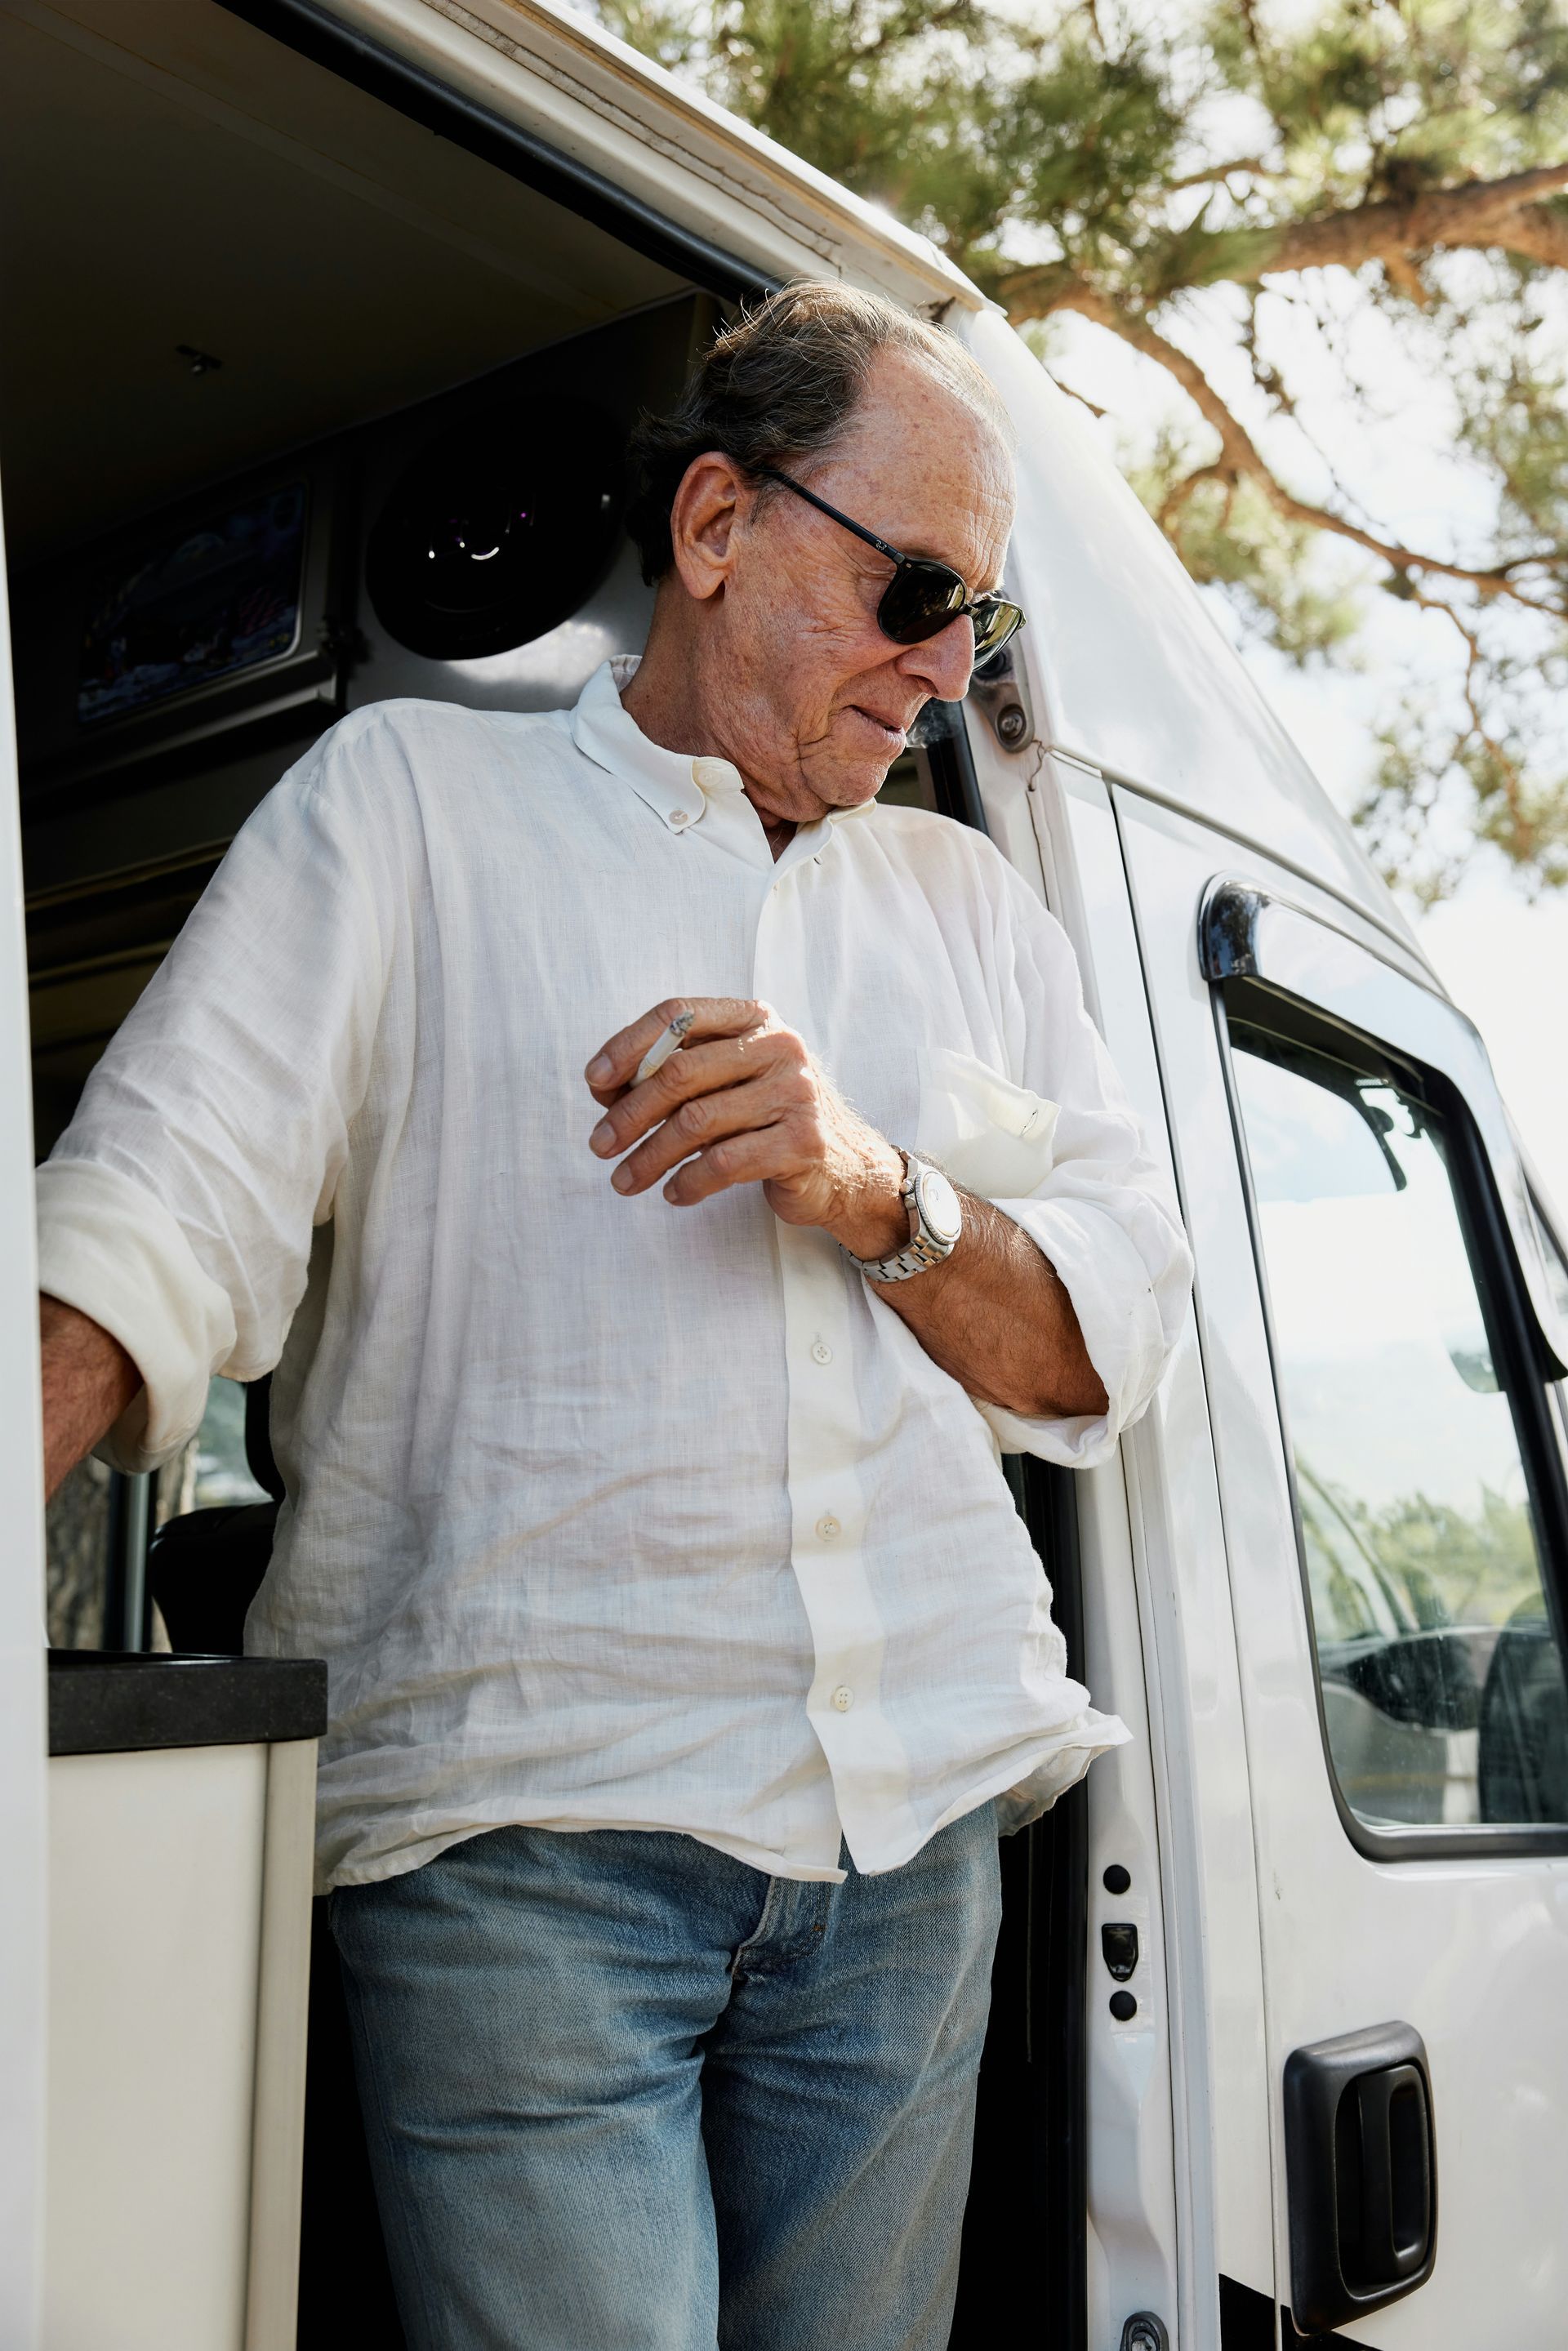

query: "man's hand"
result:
(585, 997), (1109, 1421)
(585, 997), (910, 1261)
(40, 1295), (141, 1502)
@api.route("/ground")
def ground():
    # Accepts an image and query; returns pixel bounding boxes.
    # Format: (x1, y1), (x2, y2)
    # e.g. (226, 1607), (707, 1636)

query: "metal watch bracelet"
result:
(846, 1151), (964, 1285)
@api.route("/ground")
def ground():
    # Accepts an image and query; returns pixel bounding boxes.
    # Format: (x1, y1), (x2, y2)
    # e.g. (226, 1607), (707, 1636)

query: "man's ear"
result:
(667, 452), (751, 605)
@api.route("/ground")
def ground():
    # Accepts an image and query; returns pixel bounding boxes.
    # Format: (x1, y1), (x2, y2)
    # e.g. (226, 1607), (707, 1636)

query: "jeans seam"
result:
(728, 1872), (783, 1976)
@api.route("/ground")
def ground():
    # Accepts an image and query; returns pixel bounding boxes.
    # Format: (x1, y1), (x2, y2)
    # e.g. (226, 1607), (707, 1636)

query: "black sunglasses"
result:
(755, 464), (1025, 663)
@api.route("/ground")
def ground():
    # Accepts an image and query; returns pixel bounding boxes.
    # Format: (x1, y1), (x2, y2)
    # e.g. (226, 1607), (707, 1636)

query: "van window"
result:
(1230, 1022), (1568, 1832)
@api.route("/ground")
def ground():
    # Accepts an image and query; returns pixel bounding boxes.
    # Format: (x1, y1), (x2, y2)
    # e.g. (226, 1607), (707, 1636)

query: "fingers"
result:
(590, 1027), (804, 1164)
(662, 1125), (797, 1207)
(584, 996), (831, 1218)
(585, 997), (773, 1105)
(605, 1075), (783, 1196)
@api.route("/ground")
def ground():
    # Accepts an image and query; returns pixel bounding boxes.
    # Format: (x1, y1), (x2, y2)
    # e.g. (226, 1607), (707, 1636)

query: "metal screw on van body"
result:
(1120, 2316), (1169, 2351)
(966, 640), (1036, 754)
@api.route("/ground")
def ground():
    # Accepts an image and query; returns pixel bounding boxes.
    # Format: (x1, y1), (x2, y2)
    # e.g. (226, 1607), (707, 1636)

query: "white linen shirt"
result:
(36, 658), (1191, 1892)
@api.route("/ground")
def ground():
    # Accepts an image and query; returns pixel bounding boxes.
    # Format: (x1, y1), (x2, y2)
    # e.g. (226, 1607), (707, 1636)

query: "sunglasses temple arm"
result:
(755, 465), (907, 570)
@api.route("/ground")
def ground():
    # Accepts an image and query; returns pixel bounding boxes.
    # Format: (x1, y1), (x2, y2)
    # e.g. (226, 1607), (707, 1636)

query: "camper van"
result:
(3, 1), (1567, 2345)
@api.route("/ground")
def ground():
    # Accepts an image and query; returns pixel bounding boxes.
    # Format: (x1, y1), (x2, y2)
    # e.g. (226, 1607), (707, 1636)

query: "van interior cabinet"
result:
(44, 1657), (325, 2351)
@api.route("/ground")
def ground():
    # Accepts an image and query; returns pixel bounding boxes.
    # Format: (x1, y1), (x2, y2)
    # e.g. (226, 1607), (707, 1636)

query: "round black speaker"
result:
(365, 397), (625, 661)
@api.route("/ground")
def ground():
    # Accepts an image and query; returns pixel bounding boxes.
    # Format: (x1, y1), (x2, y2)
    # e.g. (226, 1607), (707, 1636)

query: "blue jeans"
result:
(329, 1806), (1002, 2351)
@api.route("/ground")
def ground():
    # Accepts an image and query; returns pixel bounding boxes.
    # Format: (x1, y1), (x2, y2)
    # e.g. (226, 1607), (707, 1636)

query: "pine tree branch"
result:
(849, 0), (977, 67)
(1246, 162), (1568, 281)
(1496, 198), (1568, 272)
(1046, 283), (1566, 608)
(1410, 586), (1530, 840)
(1166, 157), (1272, 193)
(995, 165), (1568, 324)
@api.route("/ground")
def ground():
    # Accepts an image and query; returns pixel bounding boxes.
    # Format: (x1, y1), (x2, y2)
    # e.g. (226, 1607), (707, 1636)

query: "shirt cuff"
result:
(36, 1158), (236, 1474)
(981, 1195), (1170, 1465)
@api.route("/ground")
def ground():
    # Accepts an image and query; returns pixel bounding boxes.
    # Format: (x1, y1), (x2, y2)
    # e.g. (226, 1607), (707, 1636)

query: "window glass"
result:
(194, 1377), (271, 1507)
(157, 1375), (271, 1519)
(1232, 1024), (1568, 1832)
(875, 745), (939, 814)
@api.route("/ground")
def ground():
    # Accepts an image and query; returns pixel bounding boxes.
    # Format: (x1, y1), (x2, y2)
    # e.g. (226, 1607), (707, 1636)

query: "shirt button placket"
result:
(755, 848), (894, 1853)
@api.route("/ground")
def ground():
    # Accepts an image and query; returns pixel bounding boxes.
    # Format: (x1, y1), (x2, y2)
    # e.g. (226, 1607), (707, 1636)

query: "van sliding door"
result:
(1119, 789), (1568, 2349)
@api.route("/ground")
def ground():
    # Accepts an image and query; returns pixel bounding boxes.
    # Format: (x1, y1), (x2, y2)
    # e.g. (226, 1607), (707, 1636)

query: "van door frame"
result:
(967, 728), (1192, 2344)
(217, 0), (779, 300)
(0, 519), (49, 2336)
(920, 697), (1094, 2346)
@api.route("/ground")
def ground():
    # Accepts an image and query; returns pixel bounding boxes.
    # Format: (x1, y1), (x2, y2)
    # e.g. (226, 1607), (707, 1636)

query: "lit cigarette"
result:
(635, 1008), (696, 1084)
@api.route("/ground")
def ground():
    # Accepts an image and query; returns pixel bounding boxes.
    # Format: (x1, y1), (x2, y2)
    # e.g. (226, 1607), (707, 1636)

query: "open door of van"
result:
(1121, 795), (1568, 2348)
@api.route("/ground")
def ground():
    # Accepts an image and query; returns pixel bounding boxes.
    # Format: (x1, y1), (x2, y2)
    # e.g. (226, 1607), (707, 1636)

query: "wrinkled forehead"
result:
(817, 350), (1016, 581)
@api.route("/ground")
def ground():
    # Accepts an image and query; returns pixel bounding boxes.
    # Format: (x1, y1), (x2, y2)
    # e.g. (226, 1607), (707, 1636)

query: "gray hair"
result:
(625, 279), (1012, 582)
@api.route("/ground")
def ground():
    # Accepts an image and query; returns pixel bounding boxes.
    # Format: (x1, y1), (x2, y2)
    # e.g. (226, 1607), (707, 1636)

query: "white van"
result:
(3, 2), (1566, 2346)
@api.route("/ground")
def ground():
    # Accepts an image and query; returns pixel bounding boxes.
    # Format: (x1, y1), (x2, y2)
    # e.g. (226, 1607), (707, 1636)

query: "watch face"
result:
(915, 1164), (963, 1245)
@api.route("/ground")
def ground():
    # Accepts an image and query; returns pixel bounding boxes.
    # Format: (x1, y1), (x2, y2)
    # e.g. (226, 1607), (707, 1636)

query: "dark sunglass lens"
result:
(876, 560), (968, 645)
(972, 599), (1024, 661)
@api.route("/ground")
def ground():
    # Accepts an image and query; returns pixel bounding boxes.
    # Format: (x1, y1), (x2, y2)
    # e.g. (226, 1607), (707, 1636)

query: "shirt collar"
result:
(571, 657), (746, 837)
(570, 657), (873, 842)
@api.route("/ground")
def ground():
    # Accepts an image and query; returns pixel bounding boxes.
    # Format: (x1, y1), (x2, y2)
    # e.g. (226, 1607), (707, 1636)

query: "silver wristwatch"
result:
(848, 1151), (964, 1284)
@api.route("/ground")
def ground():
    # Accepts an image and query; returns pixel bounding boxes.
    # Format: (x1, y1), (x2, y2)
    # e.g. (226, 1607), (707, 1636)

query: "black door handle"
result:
(1283, 2020), (1437, 2333)
(1353, 2062), (1432, 2285)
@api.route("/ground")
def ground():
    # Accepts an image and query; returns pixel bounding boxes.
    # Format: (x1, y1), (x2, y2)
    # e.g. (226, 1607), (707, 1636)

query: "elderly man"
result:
(38, 282), (1190, 2350)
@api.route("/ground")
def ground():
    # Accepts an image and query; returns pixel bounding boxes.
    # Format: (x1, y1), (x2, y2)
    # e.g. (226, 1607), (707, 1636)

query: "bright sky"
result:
(1042, 272), (1568, 1229)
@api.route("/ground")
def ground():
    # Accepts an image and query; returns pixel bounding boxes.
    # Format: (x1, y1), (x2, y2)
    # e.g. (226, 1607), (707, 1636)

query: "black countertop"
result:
(48, 1650), (327, 1757)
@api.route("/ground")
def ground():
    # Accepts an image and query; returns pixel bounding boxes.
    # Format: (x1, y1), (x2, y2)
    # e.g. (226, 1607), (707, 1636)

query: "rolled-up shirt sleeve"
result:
(977, 858), (1192, 1467)
(34, 710), (400, 1473)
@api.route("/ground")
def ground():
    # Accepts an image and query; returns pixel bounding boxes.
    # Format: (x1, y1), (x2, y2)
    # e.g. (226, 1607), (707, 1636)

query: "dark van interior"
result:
(2, 0), (1085, 2339)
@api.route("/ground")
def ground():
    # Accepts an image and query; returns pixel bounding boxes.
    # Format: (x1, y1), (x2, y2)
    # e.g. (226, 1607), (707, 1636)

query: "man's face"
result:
(691, 351), (1016, 822)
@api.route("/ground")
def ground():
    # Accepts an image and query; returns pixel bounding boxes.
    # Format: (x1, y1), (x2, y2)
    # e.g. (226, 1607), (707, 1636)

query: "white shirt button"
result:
(832, 1685), (854, 1712)
(810, 1338), (833, 1365)
(668, 809), (691, 829)
(816, 1514), (841, 1541)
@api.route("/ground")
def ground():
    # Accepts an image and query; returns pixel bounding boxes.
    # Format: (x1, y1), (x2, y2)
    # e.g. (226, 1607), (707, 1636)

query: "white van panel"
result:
(980, 741), (1274, 2338)
(1052, 771), (1275, 2334)
(1077, 1447), (1179, 2348)
(961, 309), (1428, 965)
(318, 0), (972, 305)
(991, 758), (1187, 2340)
(1120, 786), (1568, 2346)
(0, 498), (46, 2351)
